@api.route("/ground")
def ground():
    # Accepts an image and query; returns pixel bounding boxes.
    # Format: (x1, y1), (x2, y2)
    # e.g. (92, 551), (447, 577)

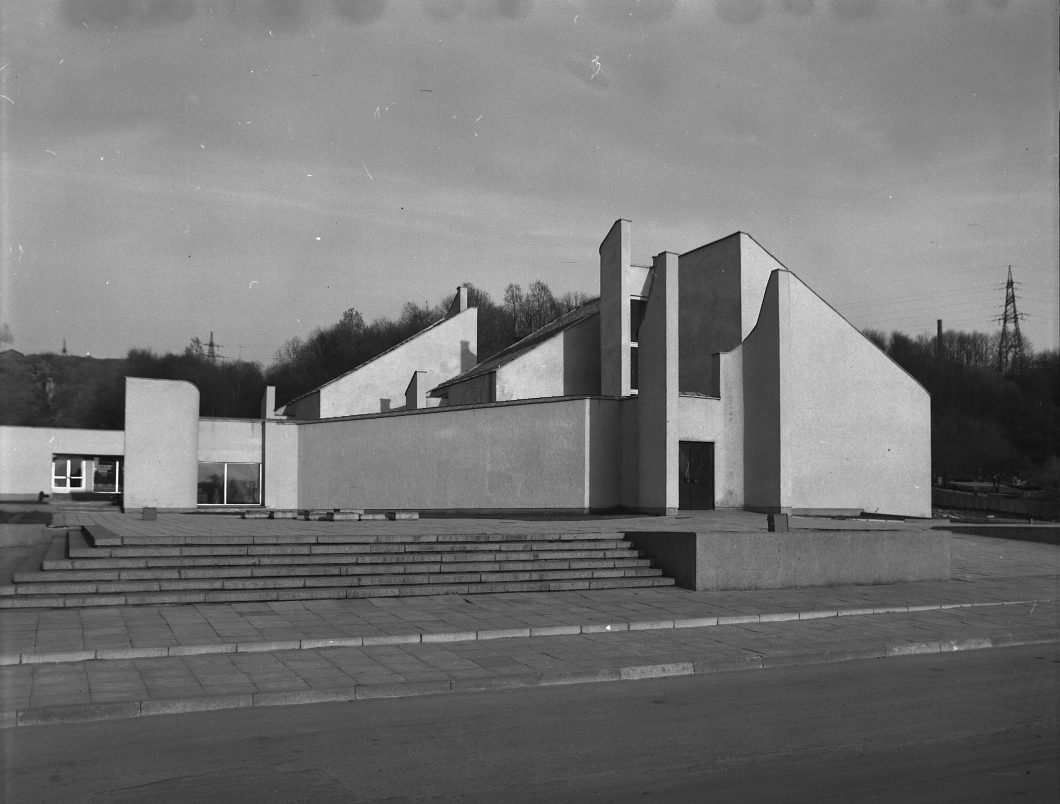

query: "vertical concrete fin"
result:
(775, 271), (794, 510)
(741, 271), (783, 512)
(599, 219), (632, 397)
(637, 251), (680, 514)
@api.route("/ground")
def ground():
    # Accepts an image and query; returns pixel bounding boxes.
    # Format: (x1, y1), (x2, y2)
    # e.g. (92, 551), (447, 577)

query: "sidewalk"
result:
(1, 512), (1057, 728)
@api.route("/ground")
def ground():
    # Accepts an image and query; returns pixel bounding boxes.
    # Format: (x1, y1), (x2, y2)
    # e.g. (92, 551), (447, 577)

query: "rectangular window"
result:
(629, 297), (647, 393)
(197, 462), (261, 505)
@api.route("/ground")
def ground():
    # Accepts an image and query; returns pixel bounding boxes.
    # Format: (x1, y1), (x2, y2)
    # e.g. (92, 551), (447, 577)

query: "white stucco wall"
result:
(312, 308), (477, 418)
(295, 397), (622, 511)
(779, 272), (932, 517)
(585, 398), (624, 509)
(263, 420), (299, 510)
(0, 426), (124, 498)
(123, 377), (199, 510)
(494, 314), (601, 401)
(197, 419), (262, 463)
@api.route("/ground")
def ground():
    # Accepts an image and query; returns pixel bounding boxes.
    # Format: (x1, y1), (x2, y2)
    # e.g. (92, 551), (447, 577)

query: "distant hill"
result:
(0, 350), (128, 429)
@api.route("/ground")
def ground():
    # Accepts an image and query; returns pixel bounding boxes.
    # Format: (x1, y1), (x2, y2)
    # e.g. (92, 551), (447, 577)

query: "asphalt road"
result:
(3, 645), (1057, 803)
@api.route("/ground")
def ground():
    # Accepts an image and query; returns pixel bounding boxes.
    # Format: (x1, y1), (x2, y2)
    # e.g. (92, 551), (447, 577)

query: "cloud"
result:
(829, 0), (877, 21)
(422, 0), (533, 22)
(331, 0), (388, 25)
(780, 0), (816, 17)
(62, 0), (196, 29)
(422, 0), (464, 22)
(584, 0), (676, 26)
(714, 0), (765, 25)
(225, 0), (309, 33)
(471, 0), (532, 20)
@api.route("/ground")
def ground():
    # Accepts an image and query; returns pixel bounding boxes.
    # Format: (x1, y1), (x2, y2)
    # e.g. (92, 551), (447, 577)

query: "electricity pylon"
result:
(996, 266), (1026, 374)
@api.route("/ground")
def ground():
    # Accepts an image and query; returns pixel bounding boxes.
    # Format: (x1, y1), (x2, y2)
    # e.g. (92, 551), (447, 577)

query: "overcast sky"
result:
(1, 0), (1056, 364)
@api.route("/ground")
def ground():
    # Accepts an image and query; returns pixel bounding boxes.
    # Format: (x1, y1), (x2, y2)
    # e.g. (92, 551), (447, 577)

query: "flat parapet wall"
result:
(626, 530), (951, 591)
(295, 395), (625, 512)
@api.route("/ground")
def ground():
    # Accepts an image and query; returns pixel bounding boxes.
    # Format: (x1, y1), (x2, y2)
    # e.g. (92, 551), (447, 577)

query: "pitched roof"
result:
(431, 298), (600, 394)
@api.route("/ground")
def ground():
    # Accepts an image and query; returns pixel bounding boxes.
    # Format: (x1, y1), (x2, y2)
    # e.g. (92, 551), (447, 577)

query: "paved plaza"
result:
(1, 510), (1057, 727)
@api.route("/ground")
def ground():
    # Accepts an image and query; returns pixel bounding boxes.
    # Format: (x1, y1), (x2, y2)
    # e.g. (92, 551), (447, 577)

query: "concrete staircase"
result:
(0, 524), (674, 608)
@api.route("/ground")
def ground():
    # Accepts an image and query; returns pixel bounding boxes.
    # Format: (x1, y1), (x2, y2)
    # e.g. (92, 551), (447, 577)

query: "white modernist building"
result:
(0, 221), (931, 518)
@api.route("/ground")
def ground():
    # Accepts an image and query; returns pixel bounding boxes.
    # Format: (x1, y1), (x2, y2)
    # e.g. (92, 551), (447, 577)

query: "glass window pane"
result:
(94, 459), (119, 493)
(197, 463), (225, 504)
(53, 457), (69, 488)
(630, 345), (639, 390)
(226, 463), (260, 505)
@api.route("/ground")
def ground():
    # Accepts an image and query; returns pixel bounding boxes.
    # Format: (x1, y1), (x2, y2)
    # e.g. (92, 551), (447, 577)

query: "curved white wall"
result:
(123, 377), (199, 510)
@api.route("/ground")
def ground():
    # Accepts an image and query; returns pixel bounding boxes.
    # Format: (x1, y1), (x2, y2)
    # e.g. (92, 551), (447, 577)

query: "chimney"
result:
(405, 371), (428, 410)
(261, 386), (279, 419)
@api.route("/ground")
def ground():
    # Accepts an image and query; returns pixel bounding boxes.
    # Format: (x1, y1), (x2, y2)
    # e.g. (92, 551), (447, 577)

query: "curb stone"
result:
(0, 599), (1050, 666)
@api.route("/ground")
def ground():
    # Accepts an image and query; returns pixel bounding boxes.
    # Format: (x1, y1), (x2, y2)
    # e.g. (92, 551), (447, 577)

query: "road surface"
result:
(3, 645), (1056, 802)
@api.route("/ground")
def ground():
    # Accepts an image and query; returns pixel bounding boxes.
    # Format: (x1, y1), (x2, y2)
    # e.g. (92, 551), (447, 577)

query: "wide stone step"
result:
(45, 547), (644, 571)
(71, 531), (636, 559)
(17, 556), (655, 584)
(82, 525), (627, 548)
(0, 575), (675, 608)
(10, 565), (665, 594)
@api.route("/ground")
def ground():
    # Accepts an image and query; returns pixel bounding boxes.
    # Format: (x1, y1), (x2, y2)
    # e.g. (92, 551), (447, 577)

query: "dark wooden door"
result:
(678, 441), (715, 510)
